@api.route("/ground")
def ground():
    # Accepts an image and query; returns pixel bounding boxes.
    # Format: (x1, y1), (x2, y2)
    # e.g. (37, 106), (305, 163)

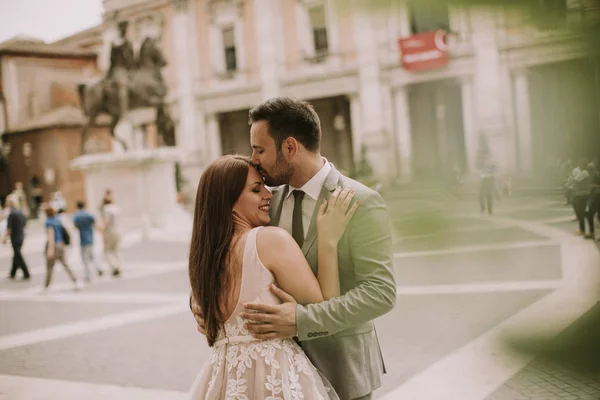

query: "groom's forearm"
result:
(296, 277), (396, 340)
(296, 195), (396, 340)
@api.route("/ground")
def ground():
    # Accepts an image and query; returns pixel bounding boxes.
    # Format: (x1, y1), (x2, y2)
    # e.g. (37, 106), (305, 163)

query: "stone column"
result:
(353, 8), (391, 180)
(173, 0), (200, 152)
(172, 0), (205, 193)
(208, 24), (225, 74)
(296, 1), (314, 60)
(253, 0), (281, 99)
(185, 0), (203, 85)
(460, 76), (478, 174)
(349, 94), (363, 162)
(513, 68), (533, 175)
(3, 59), (19, 128)
(393, 87), (413, 181)
(381, 83), (397, 176)
(397, 1), (412, 38)
(470, 7), (508, 169)
(205, 113), (222, 161)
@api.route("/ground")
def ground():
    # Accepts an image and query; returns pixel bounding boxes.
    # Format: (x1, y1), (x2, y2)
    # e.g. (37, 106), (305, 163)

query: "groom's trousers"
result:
(354, 394), (372, 400)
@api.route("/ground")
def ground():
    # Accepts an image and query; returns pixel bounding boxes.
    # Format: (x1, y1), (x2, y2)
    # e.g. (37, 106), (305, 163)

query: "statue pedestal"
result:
(70, 148), (192, 240)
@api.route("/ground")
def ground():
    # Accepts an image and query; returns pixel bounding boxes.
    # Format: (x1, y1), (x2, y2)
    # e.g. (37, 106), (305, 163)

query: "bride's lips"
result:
(259, 203), (270, 212)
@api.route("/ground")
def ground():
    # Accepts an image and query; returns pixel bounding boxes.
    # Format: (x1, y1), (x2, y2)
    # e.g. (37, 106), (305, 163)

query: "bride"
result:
(188, 155), (358, 399)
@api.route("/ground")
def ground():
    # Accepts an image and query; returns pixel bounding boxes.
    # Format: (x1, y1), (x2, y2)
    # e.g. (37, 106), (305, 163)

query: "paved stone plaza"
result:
(0, 191), (599, 400)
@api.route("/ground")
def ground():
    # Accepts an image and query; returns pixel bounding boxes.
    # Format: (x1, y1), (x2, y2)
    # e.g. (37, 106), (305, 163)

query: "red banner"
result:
(398, 30), (448, 72)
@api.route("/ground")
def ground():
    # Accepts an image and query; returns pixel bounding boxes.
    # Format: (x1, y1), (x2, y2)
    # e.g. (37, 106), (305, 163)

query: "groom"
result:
(193, 97), (396, 400)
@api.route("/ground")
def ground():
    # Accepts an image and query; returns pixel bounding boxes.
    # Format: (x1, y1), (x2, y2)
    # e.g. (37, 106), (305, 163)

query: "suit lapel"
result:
(269, 185), (288, 227)
(302, 164), (341, 257)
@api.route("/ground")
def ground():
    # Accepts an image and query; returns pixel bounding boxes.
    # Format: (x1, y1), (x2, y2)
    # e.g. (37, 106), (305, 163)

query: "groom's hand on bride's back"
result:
(241, 285), (298, 340)
(190, 294), (207, 335)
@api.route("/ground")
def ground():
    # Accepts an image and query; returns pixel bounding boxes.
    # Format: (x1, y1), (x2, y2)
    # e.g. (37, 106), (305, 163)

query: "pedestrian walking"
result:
(479, 161), (496, 215)
(2, 196), (30, 280)
(586, 163), (600, 241)
(571, 158), (592, 237)
(73, 201), (104, 282)
(101, 197), (122, 276)
(43, 204), (79, 292)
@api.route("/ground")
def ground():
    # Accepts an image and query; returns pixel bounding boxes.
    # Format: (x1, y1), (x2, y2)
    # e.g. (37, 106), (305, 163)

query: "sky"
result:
(0, 0), (103, 44)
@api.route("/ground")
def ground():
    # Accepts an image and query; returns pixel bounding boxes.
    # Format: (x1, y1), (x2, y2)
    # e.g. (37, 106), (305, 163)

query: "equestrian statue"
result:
(78, 20), (175, 154)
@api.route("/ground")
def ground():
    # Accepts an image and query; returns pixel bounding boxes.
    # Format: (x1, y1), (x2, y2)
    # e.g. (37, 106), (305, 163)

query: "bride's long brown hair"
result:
(189, 155), (253, 346)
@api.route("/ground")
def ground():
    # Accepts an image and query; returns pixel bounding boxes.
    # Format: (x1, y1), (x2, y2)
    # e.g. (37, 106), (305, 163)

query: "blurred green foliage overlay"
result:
(339, 0), (600, 48)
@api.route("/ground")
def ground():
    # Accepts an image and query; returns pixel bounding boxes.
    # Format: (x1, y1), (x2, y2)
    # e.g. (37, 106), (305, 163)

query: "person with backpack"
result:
(43, 204), (79, 292)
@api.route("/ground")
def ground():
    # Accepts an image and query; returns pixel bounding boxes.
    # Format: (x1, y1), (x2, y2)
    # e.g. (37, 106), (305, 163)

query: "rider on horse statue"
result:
(107, 21), (135, 115)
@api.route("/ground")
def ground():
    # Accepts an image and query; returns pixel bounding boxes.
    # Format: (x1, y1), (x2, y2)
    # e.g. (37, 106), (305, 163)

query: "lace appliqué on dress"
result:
(206, 317), (326, 400)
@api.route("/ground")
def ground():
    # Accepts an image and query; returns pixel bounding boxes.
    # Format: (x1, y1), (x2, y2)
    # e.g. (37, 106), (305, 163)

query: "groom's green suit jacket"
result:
(269, 163), (396, 400)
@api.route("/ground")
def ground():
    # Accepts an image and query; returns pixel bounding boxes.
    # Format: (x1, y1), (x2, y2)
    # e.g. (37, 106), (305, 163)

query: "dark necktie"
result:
(292, 190), (305, 248)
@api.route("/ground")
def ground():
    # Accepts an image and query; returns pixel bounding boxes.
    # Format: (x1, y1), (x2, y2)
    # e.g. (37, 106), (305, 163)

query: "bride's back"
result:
(219, 227), (280, 325)
(220, 231), (247, 322)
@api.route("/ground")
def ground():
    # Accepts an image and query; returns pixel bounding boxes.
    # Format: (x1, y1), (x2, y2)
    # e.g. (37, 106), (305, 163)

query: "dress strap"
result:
(237, 227), (264, 303)
(242, 226), (262, 265)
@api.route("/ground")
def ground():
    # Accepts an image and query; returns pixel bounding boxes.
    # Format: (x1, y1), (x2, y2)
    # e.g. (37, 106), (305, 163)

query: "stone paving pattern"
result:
(1, 190), (599, 399)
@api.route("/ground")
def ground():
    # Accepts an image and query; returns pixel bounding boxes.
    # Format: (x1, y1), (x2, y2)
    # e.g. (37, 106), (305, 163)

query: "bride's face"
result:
(233, 167), (272, 227)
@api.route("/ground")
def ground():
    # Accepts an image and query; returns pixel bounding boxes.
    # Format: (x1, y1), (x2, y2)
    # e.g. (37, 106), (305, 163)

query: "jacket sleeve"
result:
(295, 191), (396, 340)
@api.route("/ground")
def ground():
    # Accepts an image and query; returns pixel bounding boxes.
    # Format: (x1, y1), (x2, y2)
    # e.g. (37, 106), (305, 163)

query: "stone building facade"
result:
(0, 37), (111, 207)
(59, 0), (600, 194)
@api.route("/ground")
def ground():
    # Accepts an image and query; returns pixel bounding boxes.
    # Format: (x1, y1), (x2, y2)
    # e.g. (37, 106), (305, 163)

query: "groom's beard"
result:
(261, 152), (294, 187)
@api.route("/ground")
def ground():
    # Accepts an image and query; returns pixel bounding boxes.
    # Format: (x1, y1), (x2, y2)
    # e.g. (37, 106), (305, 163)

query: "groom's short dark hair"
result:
(249, 97), (321, 152)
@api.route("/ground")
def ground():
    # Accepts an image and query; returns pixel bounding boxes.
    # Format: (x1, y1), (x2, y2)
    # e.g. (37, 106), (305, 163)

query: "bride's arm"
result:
(258, 227), (324, 305)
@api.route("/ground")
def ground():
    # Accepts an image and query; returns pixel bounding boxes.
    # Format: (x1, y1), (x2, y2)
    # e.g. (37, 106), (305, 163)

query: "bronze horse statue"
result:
(78, 37), (174, 154)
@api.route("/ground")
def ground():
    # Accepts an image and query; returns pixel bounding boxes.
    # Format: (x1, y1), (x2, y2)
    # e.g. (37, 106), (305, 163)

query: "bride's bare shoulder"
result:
(256, 227), (298, 267)
(256, 226), (293, 245)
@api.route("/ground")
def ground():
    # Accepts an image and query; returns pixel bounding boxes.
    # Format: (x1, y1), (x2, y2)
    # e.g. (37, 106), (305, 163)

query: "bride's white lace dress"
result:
(189, 227), (338, 400)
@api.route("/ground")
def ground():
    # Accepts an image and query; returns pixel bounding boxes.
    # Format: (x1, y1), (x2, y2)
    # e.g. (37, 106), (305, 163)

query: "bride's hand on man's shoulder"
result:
(317, 186), (359, 245)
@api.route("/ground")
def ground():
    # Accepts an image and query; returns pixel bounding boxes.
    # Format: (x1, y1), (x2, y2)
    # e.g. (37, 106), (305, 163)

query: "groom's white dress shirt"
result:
(278, 159), (331, 239)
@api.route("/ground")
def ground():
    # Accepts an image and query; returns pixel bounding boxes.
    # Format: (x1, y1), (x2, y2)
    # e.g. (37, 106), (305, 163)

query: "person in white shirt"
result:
(101, 197), (122, 277)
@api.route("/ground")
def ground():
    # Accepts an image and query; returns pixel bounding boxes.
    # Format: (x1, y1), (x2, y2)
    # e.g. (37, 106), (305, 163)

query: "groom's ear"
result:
(282, 137), (299, 157)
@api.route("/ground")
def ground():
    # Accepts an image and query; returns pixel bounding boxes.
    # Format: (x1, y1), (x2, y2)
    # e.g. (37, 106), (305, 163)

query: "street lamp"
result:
(22, 142), (32, 218)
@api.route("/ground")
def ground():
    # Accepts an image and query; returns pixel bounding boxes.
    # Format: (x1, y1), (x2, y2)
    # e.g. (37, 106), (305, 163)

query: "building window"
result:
(409, 1), (449, 34)
(222, 26), (237, 73)
(309, 5), (329, 60)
